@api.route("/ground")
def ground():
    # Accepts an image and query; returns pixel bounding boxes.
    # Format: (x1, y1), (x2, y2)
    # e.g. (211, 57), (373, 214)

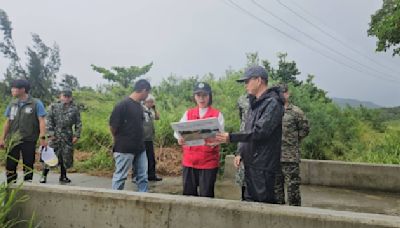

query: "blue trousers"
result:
(112, 151), (148, 192)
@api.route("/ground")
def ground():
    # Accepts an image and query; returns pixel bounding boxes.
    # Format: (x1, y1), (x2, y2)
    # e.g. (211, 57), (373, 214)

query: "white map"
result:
(171, 117), (222, 146)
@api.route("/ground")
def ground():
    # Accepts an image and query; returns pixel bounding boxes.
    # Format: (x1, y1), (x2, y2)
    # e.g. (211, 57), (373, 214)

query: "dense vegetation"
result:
(1, 53), (400, 175)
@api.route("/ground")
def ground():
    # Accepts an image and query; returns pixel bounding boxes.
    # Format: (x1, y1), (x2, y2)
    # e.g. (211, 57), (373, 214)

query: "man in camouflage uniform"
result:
(275, 84), (309, 206)
(234, 94), (250, 199)
(40, 88), (82, 183)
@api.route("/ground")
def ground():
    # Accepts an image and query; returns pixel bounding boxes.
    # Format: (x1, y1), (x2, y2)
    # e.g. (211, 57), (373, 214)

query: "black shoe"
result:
(59, 176), (71, 183)
(40, 169), (49, 183)
(148, 176), (163, 181)
(40, 176), (47, 183)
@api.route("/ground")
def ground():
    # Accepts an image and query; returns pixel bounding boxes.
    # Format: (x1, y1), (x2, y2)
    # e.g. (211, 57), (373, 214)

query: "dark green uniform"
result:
(46, 101), (82, 169)
(275, 104), (309, 206)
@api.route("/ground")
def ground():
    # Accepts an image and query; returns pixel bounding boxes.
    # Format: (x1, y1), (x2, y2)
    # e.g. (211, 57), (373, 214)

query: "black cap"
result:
(11, 79), (30, 92)
(193, 82), (212, 94)
(236, 65), (268, 82)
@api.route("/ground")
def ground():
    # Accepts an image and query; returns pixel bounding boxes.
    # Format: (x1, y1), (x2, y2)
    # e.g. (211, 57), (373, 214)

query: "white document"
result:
(171, 117), (222, 146)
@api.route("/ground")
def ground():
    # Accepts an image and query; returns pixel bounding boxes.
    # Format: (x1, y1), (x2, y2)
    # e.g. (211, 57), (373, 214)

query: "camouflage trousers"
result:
(274, 162), (301, 206)
(235, 162), (245, 187)
(49, 140), (74, 169)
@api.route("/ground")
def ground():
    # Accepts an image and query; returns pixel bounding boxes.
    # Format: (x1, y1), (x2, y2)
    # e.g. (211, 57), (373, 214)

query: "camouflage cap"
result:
(60, 87), (73, 97)
(278, 83), (288, 93)
(236, 65), (268, 83)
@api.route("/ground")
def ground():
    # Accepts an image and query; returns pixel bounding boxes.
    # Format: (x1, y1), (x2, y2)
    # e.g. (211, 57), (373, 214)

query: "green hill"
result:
(332, 97), (381, 109)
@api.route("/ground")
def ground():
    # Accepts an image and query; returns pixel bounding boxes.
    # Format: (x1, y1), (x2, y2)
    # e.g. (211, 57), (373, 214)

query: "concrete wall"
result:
(11, 184), (400, 228)
(224, 155), (400, 192)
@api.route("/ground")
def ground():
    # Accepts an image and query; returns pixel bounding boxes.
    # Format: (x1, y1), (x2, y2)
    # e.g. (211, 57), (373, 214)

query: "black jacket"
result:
(230, 86), (285, 172)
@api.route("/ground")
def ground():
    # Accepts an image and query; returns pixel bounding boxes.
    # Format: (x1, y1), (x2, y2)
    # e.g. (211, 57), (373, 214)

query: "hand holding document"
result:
(171, 117), (222, 146)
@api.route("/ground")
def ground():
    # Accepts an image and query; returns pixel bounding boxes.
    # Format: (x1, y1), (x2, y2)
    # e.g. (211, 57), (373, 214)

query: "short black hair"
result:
(133, 79), (151, 92)
(11, 79), (30, 93)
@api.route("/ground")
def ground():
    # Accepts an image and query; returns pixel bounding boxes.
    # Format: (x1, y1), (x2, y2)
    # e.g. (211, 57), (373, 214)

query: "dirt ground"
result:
(72, 147), (182, 177)
(2, 146), (183, 178)
(154, 146), (183, 176)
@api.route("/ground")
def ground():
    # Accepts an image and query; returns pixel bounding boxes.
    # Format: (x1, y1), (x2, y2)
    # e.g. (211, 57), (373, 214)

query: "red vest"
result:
(182, 106), (220, 169)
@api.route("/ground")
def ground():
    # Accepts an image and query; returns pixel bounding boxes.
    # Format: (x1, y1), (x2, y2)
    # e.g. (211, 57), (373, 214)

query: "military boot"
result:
(59, 176), (71, 183)
(40, 168), (50, 183)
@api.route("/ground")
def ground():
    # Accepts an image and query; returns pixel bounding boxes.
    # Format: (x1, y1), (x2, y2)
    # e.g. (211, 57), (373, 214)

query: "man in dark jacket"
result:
(217, 66), (284, 203)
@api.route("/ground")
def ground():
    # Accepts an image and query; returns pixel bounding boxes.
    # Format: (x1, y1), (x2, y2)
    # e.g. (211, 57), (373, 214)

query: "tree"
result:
(59, 74), (80, 91)
(0, 80), (7, 100)
(368, 0), (400, 56)
(91, 63), (153, 88)
(262, 53), (301, 85)
(0, 9), (25, 77)
(25, 34), (61, 103)
(0, 9), (61, 104)
(246, 52), (260, 66)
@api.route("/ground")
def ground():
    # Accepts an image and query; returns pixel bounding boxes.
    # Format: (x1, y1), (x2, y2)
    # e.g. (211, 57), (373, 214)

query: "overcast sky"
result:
(0, 0), (399, 106)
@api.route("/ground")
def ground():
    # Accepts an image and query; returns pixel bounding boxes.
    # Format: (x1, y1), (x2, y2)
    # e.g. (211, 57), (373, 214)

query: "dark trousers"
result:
(145, 141), (156, 179)
(42, 152), (67, 177)
(59, 153), (67, 177)
(244, 166), (277, 204)
(132, 141), (157, 179)
(241, 186), (246, 201)
(6, 141), (36, 183)
(182, 166), (218, 198)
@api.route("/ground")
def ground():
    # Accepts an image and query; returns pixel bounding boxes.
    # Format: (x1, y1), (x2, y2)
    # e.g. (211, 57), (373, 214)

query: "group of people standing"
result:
(171, 65), (309, 205)
(0, 79), (81, 184)
(1, 64), (308, 206)
(233, 77), (309, 205)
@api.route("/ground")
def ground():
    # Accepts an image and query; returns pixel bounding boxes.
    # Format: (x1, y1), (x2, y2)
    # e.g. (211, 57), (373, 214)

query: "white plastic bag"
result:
(40, 146), (58, 167)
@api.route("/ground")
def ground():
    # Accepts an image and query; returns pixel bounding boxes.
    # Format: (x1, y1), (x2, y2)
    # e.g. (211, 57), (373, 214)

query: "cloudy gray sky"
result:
(1, 0), (399, 106)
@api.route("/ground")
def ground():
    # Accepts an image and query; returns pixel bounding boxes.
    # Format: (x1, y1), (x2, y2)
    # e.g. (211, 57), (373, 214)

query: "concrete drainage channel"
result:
(9, 157), (400, 228)
(224, 156), (400, 192)
(11, 184), (400, 228)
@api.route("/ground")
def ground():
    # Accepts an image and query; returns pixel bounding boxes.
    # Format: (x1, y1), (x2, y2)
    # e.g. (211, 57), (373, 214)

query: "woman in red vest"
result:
(174, 82), (224, 197)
